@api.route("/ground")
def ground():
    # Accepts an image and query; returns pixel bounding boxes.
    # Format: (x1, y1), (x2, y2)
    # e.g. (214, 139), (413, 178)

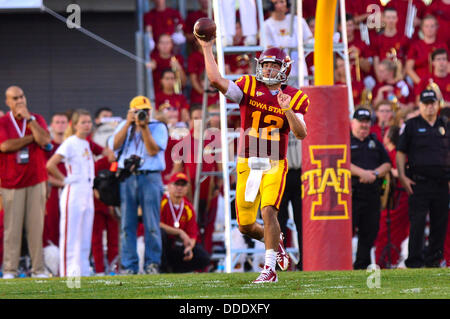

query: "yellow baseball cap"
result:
(129, 96), (152, 109)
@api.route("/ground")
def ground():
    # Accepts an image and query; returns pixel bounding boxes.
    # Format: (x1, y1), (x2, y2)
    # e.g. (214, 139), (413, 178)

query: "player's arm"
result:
(278, 91), (307, 140)
(196, 39), (229, 94)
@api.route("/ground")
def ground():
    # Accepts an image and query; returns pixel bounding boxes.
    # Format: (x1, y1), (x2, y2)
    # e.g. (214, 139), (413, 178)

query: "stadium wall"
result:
(0, 11), (137, 122)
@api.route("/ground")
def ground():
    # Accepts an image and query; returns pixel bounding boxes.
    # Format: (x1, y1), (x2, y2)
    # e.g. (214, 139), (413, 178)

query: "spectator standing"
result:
(160, 172), (210, 273)
(385, 0), (427, 39)
(264, 0), (313, 85)
(171, 105), (221, 254)
(350, 108), (392, 270)
(405, 14), (448, 87)
(219, 0), (258, 46)
(397, 89), (450, 268)
(155, 68), (190, 123)
(370, 100), (395, 143)
(425, 0), (450, 48)
(148, 34), (187, 94)
(224, 20), (252, 76)
(46, 109), (95, 277)
(43, 113), (69, 249)
(372, 59), (412, 108)
(159, 104), (189, 185)
(143, 0), (186, 48)
(91, 144), (119, 276)
(374, 125), (410, 268)
(414, 48), (450, 107)
(334, 55), (365, 106)
(338, 14), (373, 86)
(0, 86), (51, 279)
(112, 96), (168, 274)
(373, 7), (410, 81)
(187, 43), (219, 107)
(184, 0), (209, 51)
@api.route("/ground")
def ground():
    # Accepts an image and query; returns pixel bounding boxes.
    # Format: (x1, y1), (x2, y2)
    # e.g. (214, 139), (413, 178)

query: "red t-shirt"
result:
(302, 0), (316, 19)
(384, 0), (427, 38)
(414, 74), (450, 101)
(426, 0), (450, 48)
(407, 39), (448, 80)
(143, 7), (185, 42)
(155, 92), (190, 116)
(0, 112), (49, 189)
(162, 136), (182, 185)
(160, 194), (198, 241)
(187, 50), (219, 106)
(372, 80), (413, 104)
(174, 131), (220, 200)
(235, 75), (309, 160)
(373, 32), (410, 62)
(151, 51), (185, 93)
(370, 122), (390, 143)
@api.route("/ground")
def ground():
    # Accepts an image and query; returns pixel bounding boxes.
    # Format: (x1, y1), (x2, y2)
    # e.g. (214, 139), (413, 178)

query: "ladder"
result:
(194, 0), (353, 273)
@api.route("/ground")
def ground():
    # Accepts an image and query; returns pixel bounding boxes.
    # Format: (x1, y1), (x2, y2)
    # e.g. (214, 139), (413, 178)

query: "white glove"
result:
(172, 31), (186, 45)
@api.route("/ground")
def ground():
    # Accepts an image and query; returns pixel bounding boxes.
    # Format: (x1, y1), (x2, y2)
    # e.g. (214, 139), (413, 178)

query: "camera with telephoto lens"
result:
(118, 154), (144, 181)
(136, 109), (148, 122)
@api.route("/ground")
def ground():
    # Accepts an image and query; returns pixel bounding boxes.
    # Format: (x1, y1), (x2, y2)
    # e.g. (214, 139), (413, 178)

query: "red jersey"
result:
(155, 92), (189, 113)
(143, 7), (184, 42)
(151, 51), (185, 93)
(372, 80), (412, 104)
(370, 122), (390, 143)
(0, 112), (48, 189)
(302, 0), (316, 19)
(414, 74), (450, 101)
(160, 194), (198, 241)
(384, 0), (427, 38)
(407, 39), (448, 80)
(187, 50), (219, 106)
(235, 75), (310, 160)
(373, 32), (410, 62)
(426, 0), (450, 47)
(174, 130), (220, 200)
(162, 136), (182, 185)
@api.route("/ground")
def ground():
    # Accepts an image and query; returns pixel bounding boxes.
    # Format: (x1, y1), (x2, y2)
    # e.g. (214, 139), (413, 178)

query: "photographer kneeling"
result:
(112, 96), (168, 274)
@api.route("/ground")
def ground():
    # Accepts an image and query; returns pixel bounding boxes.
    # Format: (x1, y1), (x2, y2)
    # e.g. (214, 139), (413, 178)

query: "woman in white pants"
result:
(46, 109), (95, 277)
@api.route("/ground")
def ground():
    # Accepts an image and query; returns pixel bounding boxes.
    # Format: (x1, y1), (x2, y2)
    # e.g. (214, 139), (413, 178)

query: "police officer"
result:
(350, 108), (392, 270)
(397, 89), (450, 268)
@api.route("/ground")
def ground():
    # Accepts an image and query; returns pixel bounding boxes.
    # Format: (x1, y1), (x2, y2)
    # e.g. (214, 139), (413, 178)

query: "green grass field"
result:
(0, 268), (449, 299)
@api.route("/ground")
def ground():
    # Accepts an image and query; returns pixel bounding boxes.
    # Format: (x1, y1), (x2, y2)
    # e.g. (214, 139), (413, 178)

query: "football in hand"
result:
(193, 17), (216, 42)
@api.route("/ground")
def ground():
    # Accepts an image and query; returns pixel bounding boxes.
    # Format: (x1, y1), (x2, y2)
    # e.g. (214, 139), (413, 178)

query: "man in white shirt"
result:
(264, 0), (313, 85)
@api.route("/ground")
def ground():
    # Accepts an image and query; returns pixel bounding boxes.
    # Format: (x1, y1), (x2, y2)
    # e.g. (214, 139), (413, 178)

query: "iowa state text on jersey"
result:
(234, 75), (310, 160)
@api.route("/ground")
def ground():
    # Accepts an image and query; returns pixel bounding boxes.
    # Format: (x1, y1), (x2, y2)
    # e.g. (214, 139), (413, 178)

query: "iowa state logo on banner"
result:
(302, 144), (351, 220)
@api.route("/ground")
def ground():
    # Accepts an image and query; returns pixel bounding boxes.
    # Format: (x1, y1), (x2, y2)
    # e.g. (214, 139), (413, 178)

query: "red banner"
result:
(301, 85), (353, 271)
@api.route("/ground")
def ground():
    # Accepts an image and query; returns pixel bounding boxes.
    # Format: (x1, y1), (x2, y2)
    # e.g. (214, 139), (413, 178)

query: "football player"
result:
(196, 37), (310, 283)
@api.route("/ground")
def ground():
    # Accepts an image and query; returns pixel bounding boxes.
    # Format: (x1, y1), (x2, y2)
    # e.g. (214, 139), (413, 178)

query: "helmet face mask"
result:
(255, 48), (292, 85)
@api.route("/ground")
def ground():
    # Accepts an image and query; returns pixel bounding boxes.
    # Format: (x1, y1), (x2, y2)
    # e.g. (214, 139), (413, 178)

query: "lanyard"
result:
(168, 195), (184, 228)
(9, 112), (27, 138)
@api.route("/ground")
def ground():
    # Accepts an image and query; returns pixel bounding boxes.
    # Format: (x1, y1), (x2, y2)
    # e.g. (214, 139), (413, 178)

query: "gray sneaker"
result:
(119, 269), (137, 275)
(144, 263), (160, 274)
